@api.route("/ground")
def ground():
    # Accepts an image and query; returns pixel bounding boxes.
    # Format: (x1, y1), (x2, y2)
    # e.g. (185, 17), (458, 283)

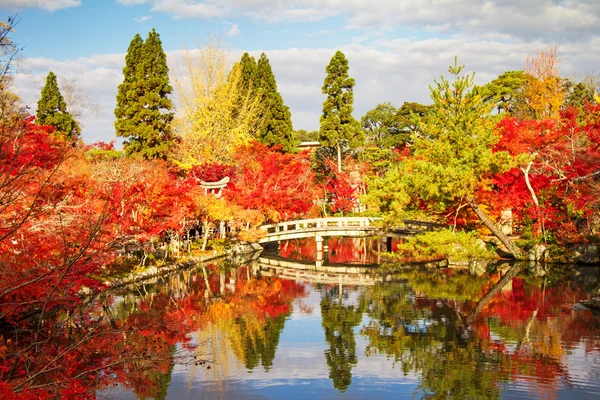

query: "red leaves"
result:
(488, 105), (600, 242)
(189, 162), (236, 182)
(227, 141), (320, 222)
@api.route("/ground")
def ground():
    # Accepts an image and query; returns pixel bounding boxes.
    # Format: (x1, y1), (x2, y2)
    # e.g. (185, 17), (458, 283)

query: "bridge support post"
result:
(315, 234), (324, 252)
(316, 235), (324, 268)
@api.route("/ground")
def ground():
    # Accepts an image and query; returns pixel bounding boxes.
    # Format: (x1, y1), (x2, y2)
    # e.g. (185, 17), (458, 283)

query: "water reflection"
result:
(2, 255), (599, 399)
(320, 285), (368, 391)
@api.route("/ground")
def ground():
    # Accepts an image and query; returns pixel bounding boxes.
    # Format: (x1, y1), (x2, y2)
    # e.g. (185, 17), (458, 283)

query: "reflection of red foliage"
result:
(0, 267), (308, 399)
(327, 237), (379, 265)
(279, 237), (382, 265)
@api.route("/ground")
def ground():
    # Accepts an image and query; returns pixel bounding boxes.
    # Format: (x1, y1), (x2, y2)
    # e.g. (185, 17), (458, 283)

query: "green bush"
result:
(393, 229), (496, 262)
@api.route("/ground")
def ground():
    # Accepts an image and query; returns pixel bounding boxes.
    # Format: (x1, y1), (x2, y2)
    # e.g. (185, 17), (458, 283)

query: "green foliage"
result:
(361, 164), (412, 223)
(361, 101), (432, 149)
(395, 101), (432, 138)
(85, 148), (124, 161)
(357, 145), (396, 176)
(320, 51), (363, 159)
(393, 229), (496, 262)
(239, 52), (257, 94)
(477, 70), (529, 114)
(364, 59), (512, 226)
(564, 81), (596, 109)
(254, 53), (295, 152)
(361, 102), (401, 145)
(292, 129), (319, 142)
(115, 29), (174, 159)
(409, 59), (511, 202)
(36, 71), (80, 140)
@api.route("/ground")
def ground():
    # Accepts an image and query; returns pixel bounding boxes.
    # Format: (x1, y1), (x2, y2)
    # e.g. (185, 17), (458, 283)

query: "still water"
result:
(90, 238), (600, 399)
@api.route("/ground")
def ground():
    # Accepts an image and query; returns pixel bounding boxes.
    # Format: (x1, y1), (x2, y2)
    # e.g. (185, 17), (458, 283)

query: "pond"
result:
(4, 238), (600, 399)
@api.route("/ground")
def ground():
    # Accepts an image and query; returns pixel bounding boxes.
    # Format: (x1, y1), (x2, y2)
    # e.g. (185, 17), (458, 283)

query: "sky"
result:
(2, 0), (600, 144)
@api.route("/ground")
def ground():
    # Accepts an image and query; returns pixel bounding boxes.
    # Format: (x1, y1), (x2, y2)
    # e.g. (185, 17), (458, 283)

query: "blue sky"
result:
(2, 0), (600, 143)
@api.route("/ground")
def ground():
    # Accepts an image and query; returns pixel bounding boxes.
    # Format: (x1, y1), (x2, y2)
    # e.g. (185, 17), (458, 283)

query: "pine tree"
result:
(115, 29), (174, 159)
(36, 71), (80, 141)
(254, 53), (295, 152)
(320, 51), (362, 172)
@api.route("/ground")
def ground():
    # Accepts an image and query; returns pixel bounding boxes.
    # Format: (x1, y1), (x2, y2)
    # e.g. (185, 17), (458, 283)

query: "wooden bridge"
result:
(258, 217), (444, 244)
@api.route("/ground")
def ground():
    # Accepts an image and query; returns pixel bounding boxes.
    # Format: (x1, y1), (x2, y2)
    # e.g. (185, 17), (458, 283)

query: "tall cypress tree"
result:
(320, 50), (363, 172)
(239, 52), (257, 94)
(230, 52), (257, 123)
(114, 34), (143, 148)
(36, 71), (80, 141)
(254, 53), (294, 152)
(115, 29), (174, 159)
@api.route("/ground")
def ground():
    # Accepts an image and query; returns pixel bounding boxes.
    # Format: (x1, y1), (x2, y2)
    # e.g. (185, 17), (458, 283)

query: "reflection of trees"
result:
(320, 285), (367, 391)
(361, 280), (506, 399)
(361, 264), (600, 399)
(1, 264), (306, 398)
(237, 312), (288, 371)
(195, 273), (306, 379)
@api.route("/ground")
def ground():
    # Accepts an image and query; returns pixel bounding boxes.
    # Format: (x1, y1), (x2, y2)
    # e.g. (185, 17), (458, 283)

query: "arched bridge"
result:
(258, 217), (445, 244)
(258, 217), (383, 244)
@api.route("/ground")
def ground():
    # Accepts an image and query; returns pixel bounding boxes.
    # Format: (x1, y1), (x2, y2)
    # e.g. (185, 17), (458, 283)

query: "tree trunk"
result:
(521, 161), (539, 207)
(201, 220), (210, 251)
(336, 141), (342, 173)
(521, 161), (547, 242)
(466, 197), (526, 259)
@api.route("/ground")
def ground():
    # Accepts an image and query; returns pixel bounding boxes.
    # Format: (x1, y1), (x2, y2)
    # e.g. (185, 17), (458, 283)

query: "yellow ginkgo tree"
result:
(171, 37), (264, 167)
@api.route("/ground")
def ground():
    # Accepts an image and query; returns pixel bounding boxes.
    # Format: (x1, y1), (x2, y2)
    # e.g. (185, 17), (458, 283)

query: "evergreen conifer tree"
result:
(36, 71), (80, 141)
(114, 34), (143, 147)
(115, 29), (174, 159)
(230, 52), (258, 124)
(320, 51), (362, 172)
(254, 53), (294, 152)
(239, 52), (257, 93)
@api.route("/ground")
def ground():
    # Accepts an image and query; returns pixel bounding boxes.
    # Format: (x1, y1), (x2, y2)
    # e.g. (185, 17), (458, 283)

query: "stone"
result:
(528, 244), (547, 262)
(569, 244), (600, 264)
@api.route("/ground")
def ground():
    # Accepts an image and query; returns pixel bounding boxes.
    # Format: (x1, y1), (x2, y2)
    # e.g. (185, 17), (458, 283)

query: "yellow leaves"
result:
(171, 37), (264, 165)
(519, 46), (567, 120)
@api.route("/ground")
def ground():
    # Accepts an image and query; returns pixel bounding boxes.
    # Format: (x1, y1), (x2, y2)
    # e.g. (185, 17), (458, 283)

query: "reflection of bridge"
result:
(256, 255), (390, 286)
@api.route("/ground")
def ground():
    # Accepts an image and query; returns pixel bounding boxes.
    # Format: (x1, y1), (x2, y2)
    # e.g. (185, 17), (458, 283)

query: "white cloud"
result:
(11, 36), (600, 143)
(307, 30), (330, 37)
(0, 0), (80, 11)
(134, 15), (153, 22)
(112, 0), (600, 41)
(116, 0), (149, 4)
(225, 24), (240, 37)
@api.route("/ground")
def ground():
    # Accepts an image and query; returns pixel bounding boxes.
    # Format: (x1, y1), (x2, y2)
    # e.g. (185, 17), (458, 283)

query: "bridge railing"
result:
(261, 217), (382, 235)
